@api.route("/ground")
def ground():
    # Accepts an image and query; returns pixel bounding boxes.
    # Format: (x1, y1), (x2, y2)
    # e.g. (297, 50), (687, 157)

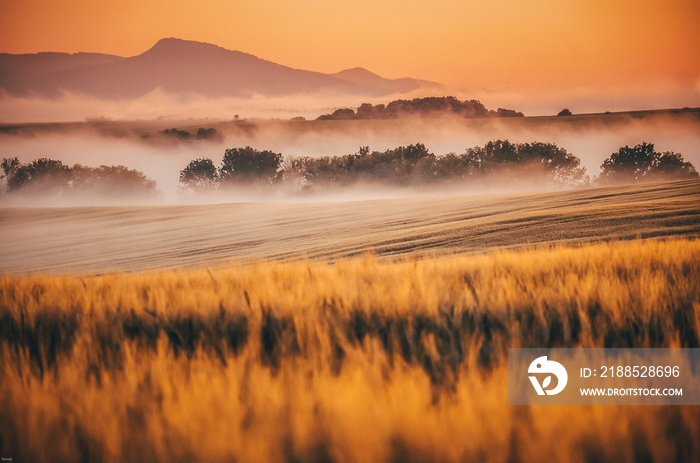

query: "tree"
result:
(650, 151), (699, 181)
(280, 156), (314, 192)
(315, 97), (515, 120)
(196, 128), (219, 140)
(71, 165), (157, 197)
(1, 157), (157, 197)
(496, 108), (524, 117)
(462, 140), (520, 174)
(179, 158), (219, 190)
(517, 142), (587, 186)
(599, 143), (698, 184)
(557, 109), (572, 116)
(163, 128), (192, 140)
(1, 157), (71, 193)
(219, 147), (283, 186)
(356, 103), (377, 119)
(460, 140), (586, 187)
(1, 157), (21, 191)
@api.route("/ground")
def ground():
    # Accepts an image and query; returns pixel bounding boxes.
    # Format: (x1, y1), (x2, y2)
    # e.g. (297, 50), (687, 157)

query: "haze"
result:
(2, 112), (699, 206)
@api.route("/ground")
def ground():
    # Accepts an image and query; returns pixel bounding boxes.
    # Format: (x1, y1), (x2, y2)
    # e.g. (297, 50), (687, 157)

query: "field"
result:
(1, 179), (699, 274)
(1, 238), (699, 462)
(1, 179), (699, 462)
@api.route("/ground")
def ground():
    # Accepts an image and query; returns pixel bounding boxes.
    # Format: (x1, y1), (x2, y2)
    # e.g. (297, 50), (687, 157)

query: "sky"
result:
(1, 0), (699, 113)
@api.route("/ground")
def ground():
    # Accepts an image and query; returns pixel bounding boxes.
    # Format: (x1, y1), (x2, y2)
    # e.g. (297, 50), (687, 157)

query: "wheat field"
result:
(1, 238), (699, 462)
(2, 179), (699, 274)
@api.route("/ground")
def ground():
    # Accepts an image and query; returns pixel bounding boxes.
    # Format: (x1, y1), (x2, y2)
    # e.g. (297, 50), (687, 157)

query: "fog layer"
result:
(1, 110), (698, 206)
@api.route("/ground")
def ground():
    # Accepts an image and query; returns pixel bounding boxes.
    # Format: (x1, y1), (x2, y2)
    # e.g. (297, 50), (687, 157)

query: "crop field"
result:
(1, 179), (699, 274)
(1, 238), (699, 462)
(2, 3), (699, 462)
(1, 179), (699, 462)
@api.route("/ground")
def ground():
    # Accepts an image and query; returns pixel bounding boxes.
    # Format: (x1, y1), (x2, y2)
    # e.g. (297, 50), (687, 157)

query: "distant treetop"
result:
(317, 96), (524, 120)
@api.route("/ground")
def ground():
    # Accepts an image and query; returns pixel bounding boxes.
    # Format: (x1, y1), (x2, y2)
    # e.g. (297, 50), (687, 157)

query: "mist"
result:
(0, 88), (440, 124)
(456, 80), (700, 116)
(2, 78), (699, 122)
(1, 109), (699, 207)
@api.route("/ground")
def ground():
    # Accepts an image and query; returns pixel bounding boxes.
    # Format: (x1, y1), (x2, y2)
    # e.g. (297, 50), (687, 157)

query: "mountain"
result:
(0, 38), (440, 100)
(0, 52), (124, 97)
(331, 67), (440, 95)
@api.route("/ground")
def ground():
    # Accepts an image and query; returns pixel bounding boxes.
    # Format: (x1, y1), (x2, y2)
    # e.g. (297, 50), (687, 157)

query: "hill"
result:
(0, 179), (697, 273)
(330, 67), (439, 96)
(0, 38), (440, 99)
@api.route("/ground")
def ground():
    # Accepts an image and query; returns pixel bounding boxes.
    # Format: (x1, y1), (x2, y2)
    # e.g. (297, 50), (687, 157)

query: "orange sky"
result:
(1, 0), (699, 93)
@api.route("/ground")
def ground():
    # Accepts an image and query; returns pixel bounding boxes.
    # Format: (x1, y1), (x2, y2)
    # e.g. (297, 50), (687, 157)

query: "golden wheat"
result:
(1, 238), (699, 462)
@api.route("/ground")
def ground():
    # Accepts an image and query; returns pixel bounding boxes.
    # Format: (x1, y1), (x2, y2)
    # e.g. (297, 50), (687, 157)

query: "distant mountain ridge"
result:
(0, 38), (441, 99)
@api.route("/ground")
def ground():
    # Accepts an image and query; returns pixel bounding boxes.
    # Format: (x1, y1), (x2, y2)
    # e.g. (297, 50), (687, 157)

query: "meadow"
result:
(1, 238), (699, 462)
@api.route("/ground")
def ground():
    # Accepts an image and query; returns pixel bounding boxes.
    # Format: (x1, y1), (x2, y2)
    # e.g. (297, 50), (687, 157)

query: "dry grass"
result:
(1, 238), (699, 462)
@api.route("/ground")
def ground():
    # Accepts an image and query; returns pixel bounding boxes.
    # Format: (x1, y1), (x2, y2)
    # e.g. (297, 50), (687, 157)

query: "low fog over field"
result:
(0, 109), (699, 205)
(1, 179), (698, 273)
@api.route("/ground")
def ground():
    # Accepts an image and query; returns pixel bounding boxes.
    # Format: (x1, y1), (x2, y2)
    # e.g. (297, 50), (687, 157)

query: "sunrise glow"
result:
(1, 0), (698, 93)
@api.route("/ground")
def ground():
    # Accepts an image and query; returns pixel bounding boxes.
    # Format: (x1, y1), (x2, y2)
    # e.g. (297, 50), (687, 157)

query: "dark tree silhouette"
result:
(179, 158), (219, 190)
(162, 127), (219, 141)
(219, 147), (283, 186)
(1, 157), (157, 197)
(195, 128), (219, 140)
(178, 141), (590, 194)
(496, 108), (525, 117)
(518, 142), (587, 185)
(163, 128), (192, 140)
(599, 143), (698, 184)
(317, 96), (517, 120)
(1, 157), (21, 190)
(462, 140), (520, 174)
(651, 151), (699, 180)
(71, 165), (157, 197)
(1, 157), (71, 192)
(461, 140), (586, 186)
(557, 109), (572, 116)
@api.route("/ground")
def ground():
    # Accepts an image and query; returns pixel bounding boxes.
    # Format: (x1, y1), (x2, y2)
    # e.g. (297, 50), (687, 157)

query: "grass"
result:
(1, 238), (699, 462)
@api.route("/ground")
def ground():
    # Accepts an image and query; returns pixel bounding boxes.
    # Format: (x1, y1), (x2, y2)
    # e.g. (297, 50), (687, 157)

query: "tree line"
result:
(316, 96), (524, 120)
(2, 141), (696, 198)
(179, 141), (697, 193)
(0, 158), (157, 197)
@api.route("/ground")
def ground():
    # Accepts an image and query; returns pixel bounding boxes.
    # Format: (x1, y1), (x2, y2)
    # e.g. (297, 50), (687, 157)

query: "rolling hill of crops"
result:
(1, 179), (698, 273)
